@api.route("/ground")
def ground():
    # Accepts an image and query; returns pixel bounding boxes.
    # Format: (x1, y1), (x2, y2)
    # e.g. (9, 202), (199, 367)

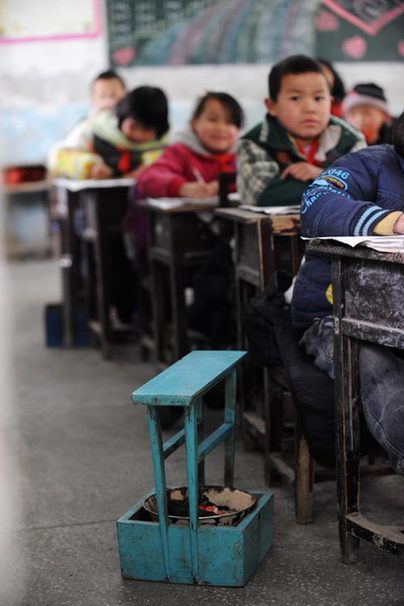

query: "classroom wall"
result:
(0, 33), (108, 166)
(0, 3), (403, 167)
(122, 63), (404, 135)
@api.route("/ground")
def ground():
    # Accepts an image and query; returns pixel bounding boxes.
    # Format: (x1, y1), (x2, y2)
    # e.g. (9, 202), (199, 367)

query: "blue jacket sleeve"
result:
(300, 151), (393, 237)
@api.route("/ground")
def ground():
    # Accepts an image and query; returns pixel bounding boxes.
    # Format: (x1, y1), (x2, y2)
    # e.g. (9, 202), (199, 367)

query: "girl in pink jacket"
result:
(135, 91), (244, 199)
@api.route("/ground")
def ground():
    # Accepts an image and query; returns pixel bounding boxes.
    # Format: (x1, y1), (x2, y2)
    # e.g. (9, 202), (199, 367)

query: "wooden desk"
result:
(143, 200), (219, 364)
(4, 175), (51, 258)
(52, 177), (135, 356)
(215, 208), (300, 345)
(307, 240), (404, 561)
(215, 207), (302, 484)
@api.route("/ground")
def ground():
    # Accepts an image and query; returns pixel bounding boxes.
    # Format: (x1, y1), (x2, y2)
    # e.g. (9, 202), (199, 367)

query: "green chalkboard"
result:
(315, 0), (404, 61)
(106, 0), (213, 66)
(106, 0), (319, 66)
(106, 0), (404, 67)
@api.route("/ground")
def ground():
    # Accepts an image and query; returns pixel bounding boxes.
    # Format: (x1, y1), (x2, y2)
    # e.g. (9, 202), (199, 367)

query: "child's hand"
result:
(179, 180), (219, 198)
(90, 163), (113, 179)
(280, 163), (323, 182)
(123, 166), (145, 179)
(393, 214), (404, 234)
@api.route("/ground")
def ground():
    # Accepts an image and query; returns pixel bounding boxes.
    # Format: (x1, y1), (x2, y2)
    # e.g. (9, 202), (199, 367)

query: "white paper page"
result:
(53, 177), (135, 192)
(146, 197), (218, 210)
(239, 204), (300, 215)
(303, 235), (404, 253)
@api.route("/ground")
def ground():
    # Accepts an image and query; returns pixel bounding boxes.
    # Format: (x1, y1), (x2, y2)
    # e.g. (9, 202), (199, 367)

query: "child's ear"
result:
(264, 97), (277, 117)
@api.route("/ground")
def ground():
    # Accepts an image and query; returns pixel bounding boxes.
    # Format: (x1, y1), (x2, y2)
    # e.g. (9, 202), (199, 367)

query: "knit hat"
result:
(342, 83), (390, 117)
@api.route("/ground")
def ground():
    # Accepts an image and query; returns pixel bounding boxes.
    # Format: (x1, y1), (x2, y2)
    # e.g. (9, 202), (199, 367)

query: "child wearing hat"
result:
(342, 82), (395, 145)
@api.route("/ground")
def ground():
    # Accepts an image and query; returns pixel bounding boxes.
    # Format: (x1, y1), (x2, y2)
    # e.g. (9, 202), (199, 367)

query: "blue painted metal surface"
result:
(117, 349), (274, 585)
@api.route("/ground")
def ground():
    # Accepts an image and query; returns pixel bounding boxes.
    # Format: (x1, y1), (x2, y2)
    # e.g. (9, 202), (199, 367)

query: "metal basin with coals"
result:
(143, 485), (257, 526)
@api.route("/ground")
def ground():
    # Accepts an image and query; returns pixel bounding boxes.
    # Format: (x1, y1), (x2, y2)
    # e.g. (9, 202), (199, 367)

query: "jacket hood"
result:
(255, 114), (365, 161)
(173, 128), (237, 156)
(89, 110), (168, 151)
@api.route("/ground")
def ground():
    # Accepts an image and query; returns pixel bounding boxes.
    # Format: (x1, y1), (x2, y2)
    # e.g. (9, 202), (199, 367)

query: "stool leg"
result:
(265, 376), (284, 486)
(224, 370), (237, 487)
(184, 400), (199, 582)
(294, 422), (314, 524)
(150, 260), (166, 363)
(146, 407), (171, 578)
(168, 219), (188, 361)
(262, 370), (271, 485)
(197, 398), (205, 487)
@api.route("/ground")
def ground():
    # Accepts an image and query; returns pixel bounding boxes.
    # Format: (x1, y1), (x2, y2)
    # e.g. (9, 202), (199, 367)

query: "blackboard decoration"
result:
(316, 0), (404, 61)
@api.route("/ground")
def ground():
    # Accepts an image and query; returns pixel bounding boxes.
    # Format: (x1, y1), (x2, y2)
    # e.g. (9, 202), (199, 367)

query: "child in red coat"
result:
(135, 91), (244, 199)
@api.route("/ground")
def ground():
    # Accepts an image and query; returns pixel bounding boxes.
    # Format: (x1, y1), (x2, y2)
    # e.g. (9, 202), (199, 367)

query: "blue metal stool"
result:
(117, 350), (274, 586)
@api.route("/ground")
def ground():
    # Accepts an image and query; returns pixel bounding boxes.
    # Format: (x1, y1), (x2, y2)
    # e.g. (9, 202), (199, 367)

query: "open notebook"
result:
(304, 235), (404, 254)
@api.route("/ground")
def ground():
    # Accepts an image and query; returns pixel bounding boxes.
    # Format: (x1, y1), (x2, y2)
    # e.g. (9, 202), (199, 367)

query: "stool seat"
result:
(133, 350), (246, 406)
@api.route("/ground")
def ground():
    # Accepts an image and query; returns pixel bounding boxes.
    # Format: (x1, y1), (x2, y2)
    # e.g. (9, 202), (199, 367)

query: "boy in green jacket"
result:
(237, 55), (365, 207)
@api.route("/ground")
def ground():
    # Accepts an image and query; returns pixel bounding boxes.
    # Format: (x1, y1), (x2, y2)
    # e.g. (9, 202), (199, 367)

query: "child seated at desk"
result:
(292, 111), (404, 474)
(135, 91), (244, 199)
(90, 69), (127, 116)
(237, 54), (365, 207)
(48, 86), (169, 180)
(341, 82), (395, 145)
(124, 92), (244, 381)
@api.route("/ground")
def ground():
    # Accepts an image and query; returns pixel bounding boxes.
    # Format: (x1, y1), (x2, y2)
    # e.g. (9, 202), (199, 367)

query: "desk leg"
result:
(294, 419), (314, 524)
(333, 258), (360, 563)
(336, 334), (360, 563)
(61, 254), (75, 347)
(150, 259), (168, 364)
(236, 277), (247, 439)
(93, 197), (112, 359)
(168, 259), (188, 362)
(60, 190), (81, 347)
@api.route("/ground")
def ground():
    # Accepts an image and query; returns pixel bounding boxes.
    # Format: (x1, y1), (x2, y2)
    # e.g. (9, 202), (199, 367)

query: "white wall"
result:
(0, 27), (108, 165)
(0, 37), (108, 109)
(121, 63), (404, 132)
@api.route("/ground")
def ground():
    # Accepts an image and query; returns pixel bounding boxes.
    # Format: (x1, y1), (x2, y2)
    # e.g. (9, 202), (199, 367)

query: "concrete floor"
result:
(2, 258), (404, 606)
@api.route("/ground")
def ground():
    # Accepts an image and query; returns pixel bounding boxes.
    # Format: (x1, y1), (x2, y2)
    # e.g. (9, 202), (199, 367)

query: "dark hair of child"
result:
(393, 111), (404, 158)
(316, 58), (346, 102)
(191, 91), (244, 129)
(268, 55), (326, 101)
(115, 86), (170, 139)
(93, 69), (126, 88)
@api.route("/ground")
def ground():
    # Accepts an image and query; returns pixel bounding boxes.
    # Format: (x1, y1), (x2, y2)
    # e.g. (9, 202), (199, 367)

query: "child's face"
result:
(120, 118), (158, 144)
(345, 105), (388, 144)
(191, 99), (240, 154)
(92, 78), (126, 114)
(265, 72), (331, 145)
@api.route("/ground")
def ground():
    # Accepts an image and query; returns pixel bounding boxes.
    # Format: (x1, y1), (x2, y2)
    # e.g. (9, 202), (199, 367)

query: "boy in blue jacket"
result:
(292, 111), (404, 473)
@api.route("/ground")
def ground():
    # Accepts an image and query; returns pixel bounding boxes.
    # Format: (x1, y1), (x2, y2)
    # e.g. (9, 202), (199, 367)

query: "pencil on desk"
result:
(192, 167), (205, 183)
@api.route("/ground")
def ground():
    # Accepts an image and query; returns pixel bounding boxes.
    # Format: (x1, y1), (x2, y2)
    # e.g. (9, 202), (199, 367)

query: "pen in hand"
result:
(179, 167), (218, 198)
(192, 167), (205, 183)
